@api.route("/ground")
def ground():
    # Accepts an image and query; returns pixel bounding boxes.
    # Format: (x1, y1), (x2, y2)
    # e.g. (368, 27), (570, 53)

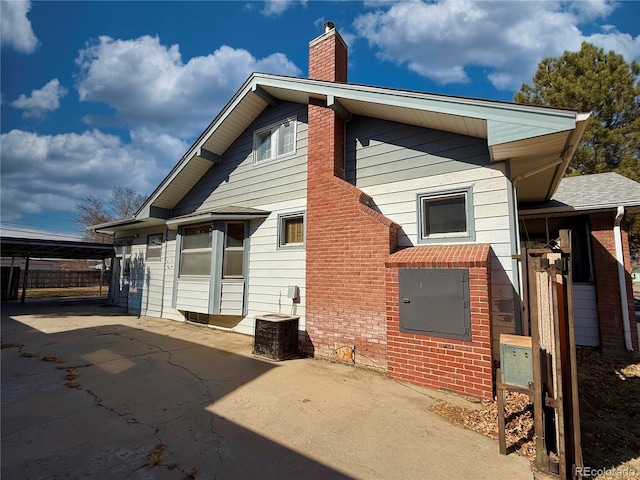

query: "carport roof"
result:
(0, 236), (113, 260)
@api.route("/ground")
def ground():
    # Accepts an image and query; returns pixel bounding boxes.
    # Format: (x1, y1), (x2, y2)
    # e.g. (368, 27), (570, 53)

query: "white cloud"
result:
(568, 0), (615, 22)
(262, 0), (307, 16)
(586, 27), (640, 61)
(75, 35), (302, 138)
(11, 79), (68, 119)
(353, 0), (640, 91)
(0, 0), (39, 54)
(0, 128), (185, 222)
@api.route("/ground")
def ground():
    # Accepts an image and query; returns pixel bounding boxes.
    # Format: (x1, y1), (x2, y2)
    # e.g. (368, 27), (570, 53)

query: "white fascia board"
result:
(253, 74), (579, 135)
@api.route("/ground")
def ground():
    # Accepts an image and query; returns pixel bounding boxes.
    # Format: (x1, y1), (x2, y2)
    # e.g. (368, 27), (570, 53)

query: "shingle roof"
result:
(519, 172), (640, 216)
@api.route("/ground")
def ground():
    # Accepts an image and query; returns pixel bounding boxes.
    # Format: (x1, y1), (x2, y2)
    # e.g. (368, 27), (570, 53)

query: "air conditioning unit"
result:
(253, 314), (300, 361)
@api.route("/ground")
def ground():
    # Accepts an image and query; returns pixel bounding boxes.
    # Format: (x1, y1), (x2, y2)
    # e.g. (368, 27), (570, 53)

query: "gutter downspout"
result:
(614, 206), (634, 352)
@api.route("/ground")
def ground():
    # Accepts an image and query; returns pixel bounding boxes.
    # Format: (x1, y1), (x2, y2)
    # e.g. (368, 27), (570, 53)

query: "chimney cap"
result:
(323, 21), (336, 33)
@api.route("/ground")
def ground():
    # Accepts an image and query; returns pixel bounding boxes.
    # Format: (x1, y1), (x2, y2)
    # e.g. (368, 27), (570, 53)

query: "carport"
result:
(0, 235), (113, 303)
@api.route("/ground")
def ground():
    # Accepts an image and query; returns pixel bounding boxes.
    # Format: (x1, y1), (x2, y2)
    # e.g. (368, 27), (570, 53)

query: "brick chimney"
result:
(305, 23), (399, 369)
(308, 21), (347, 83)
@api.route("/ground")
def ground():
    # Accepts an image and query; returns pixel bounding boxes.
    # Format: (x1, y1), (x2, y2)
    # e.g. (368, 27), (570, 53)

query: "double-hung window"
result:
(253, 117), (296, 164)
(418, 188), (475, 243)
(179, 225), (212, 276)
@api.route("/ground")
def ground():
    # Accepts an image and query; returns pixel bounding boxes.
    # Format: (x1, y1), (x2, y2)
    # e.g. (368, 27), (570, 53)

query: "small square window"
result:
(418, 188), (474, 243)
(146, 234), (163, 260)
(278, 213), (305, 248)
(253, 117), (297, 164)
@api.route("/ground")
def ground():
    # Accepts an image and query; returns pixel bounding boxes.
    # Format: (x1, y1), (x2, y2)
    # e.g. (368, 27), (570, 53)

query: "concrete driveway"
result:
(1, 298), (532, 479)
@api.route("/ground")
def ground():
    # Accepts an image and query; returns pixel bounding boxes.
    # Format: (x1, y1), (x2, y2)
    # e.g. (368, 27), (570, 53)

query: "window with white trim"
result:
(253, 117), (296, 164)
(146, 234), (163, 260)
(179, 224), (212, 276)
(418, 188), (475, 242)
(278, 212), (305, 248)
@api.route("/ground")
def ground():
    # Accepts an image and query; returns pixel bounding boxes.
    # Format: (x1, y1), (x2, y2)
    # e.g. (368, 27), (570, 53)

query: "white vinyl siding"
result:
(161, 103), (308, 333)
(176, 279), (210, 314)
(220, 282), (245, 315)
(173, 102), (307, 217)
(242, 199), (307, 336)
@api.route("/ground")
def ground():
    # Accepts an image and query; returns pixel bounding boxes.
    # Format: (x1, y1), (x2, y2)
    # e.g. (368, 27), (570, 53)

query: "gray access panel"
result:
(398, 268), (471, 341)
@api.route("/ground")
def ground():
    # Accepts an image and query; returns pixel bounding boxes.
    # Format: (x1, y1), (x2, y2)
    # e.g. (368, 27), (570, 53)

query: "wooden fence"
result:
(23, 270), (106, 289)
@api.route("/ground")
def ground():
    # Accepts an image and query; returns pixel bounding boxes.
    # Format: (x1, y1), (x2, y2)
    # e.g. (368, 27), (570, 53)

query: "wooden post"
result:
(559, 229), (583, 478)
(528, 252), (549, 470)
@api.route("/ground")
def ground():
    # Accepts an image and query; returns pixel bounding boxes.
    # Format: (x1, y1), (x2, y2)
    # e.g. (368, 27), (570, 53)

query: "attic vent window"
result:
(253, 117), (297, 165)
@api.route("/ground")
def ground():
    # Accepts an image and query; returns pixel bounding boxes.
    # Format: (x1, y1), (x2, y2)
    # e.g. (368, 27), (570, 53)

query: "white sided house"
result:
(95, 25), (604, 400)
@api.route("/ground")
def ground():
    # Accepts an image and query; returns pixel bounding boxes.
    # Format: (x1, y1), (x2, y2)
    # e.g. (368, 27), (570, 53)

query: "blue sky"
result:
(1, 0), (639, 240)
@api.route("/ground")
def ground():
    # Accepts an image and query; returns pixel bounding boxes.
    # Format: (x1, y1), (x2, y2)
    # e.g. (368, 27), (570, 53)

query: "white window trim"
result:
(277, 212), (305, 249)
(417, 187), (475, 244)
(252, 116), (297, 165)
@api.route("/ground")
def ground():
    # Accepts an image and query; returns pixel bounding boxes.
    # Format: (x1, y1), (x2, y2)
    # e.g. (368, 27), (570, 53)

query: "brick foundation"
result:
(590, 213), (638, 353)
(385, 245), (494, 400)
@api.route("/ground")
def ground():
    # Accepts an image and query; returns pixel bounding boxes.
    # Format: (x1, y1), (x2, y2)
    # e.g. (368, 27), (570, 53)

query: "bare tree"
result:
(75, 187), (147, 243)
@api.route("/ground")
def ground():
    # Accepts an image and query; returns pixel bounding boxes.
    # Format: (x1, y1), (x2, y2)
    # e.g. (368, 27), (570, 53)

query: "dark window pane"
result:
(424, 195), (466, 235)
(226, 223), (244, 248)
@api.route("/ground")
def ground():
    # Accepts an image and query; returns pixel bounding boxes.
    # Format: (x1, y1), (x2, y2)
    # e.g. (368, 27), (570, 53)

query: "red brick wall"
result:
(305, 28), (399, 368)
(590, 213), (638, 352)
(385, 245), (494, 400)
(308, 29), (347, 83)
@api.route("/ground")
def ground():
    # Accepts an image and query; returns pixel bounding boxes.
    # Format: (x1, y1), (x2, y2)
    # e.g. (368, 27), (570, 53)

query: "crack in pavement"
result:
(87, 325), (228, 477)
(5, 324), (230, 478)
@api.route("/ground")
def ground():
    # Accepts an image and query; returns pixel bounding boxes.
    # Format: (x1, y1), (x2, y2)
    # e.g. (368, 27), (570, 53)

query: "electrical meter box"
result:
(499, 334), (533, 389)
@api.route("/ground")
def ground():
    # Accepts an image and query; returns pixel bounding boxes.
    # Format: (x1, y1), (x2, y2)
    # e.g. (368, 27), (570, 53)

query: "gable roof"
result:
(97, 72), (589, 234)
(519, 172), (640, 217)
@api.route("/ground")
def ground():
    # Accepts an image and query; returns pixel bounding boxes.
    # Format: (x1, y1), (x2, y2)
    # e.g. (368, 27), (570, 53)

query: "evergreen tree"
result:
(515, 42), (640, 256)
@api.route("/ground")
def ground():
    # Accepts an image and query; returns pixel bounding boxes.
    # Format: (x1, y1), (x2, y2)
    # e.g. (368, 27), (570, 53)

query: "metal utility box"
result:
(398, 268), (471, 341)
(253, 314), (300, 361)
(500, 334), (533, 388)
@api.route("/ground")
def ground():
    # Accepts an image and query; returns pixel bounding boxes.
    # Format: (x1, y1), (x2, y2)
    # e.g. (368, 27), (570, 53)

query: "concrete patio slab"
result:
(1, 298), (532, 479)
